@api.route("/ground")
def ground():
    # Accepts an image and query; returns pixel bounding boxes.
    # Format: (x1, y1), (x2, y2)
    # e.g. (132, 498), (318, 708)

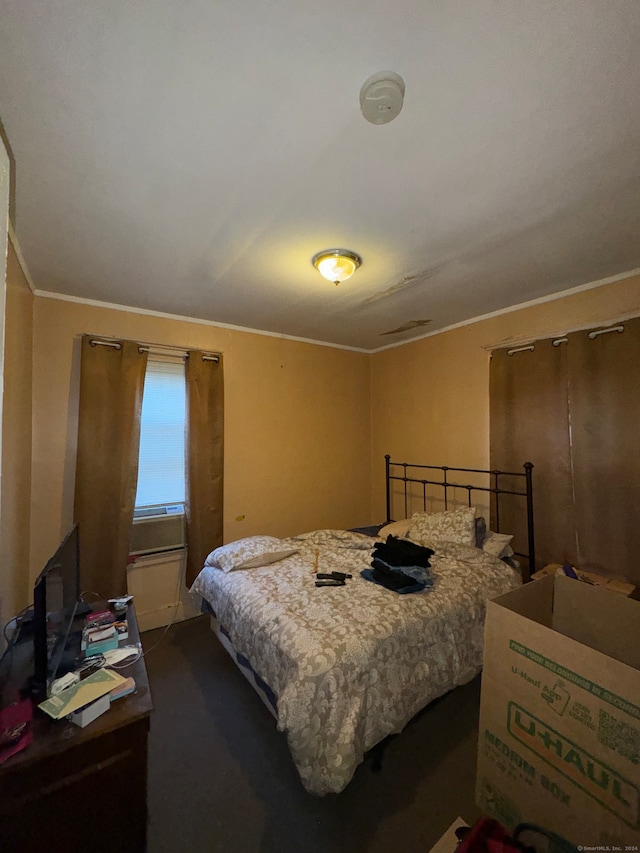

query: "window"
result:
(134, 357), (186, 515)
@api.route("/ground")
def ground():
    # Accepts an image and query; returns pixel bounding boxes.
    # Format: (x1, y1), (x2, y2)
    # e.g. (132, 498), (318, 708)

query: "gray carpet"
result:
(142, 616), (483, 853)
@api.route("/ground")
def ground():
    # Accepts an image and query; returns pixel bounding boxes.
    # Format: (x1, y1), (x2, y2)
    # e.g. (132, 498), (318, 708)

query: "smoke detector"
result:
(359, 71), (405, 125)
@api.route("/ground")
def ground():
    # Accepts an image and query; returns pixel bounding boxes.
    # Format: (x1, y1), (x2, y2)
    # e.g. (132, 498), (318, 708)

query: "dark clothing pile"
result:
(360, 535), (435, 594)
(372, 536), (434, 568)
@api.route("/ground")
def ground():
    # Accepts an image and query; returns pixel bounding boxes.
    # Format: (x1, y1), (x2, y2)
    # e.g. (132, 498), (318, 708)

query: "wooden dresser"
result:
(0, 605), (153, 852)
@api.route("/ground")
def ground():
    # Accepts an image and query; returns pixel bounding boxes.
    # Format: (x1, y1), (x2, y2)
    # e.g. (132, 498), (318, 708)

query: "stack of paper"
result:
(38, 668), (128, 720)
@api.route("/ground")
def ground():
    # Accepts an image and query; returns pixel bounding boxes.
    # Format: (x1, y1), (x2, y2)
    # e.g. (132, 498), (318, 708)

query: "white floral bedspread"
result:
(190, 530), (521, 795)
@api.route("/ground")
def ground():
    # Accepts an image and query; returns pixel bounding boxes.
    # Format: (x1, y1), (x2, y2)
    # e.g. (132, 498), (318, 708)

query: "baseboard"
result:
(137, 600), (201, 633)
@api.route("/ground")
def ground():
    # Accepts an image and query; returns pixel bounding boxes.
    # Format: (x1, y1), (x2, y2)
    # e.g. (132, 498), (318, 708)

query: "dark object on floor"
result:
(457, 818), (525, 853)
(455, 817), (579, 853)
(514, 823), (579, 853)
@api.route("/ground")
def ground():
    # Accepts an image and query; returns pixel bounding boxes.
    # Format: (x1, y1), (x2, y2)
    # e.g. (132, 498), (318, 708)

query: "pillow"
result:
(474, 516), (487, 548)
(502, 554), (520, 570)
(289, 529), (373, 549)
(377, 518), (412, 539)
(291, 528), (354, 543)
(407, 506), (477, 548)
(482, 531), (514, 559)
(205, 536), (298, 573)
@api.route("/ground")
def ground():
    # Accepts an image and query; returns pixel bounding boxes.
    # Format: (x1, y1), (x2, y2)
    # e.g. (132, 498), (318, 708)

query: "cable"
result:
(81, 554), (185, 662)
(79, 590), (107, 603)
(1, 604), (34, 651)
(109, 647), (143, 669)
(0, 604), (34, 698)
(2, 604), (32, 647)
(140, 620), (175, 658)
(79, 589), (143, 664)
(140, 552), (186, 658)
(76, 654), (106, 672)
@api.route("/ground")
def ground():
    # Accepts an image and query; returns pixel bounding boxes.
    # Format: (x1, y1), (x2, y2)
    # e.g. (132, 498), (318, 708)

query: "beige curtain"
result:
(74, 336), (148, 596)
(185, 352), (224, 587)
(490, 317), (640, 585)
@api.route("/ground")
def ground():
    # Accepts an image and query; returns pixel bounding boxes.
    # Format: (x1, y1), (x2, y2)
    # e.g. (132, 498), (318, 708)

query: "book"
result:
(113, 620), (128, 640)
(85, 610), (115, 628)
(38, 668), (127, 719)
(85, 625), (116, 644)
(109, 677), (136, 702)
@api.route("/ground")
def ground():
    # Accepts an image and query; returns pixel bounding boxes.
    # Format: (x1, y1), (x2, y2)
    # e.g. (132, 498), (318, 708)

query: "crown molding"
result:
(25, 263), (640, 355)
(33, 290), (370, 354)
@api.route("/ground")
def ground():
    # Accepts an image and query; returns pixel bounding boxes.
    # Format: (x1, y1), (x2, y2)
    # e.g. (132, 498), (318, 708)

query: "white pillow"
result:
(377, 518), (412, 539)
(205, 536), (298, 573)
(408, 506), (477, 548)
(482, 531), (514, 559)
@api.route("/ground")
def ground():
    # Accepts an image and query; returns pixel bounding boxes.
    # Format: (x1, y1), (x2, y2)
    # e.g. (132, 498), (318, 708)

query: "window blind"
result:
(135, 358), (186, 509)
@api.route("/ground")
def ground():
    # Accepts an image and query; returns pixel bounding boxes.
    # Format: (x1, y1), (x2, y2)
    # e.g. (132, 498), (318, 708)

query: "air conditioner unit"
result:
(130, 509), (185, 556)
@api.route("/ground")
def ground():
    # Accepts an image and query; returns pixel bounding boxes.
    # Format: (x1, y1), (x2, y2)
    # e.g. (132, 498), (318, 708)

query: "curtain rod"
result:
(491, 321), (629, 355)
(507, 344), (535, 356)
(588, 324), (623, 340)
(88, 337), (221, 363)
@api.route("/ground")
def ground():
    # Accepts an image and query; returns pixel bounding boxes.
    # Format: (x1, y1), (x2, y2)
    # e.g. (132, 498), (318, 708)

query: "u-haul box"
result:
(477, 574), (640, 846)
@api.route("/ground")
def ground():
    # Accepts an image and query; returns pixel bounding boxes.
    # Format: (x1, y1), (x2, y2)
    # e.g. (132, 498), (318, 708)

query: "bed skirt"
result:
(201, 598), (278, 719)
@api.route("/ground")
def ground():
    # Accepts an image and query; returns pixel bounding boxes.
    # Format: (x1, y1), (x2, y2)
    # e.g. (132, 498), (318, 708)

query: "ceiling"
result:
(1, 1), (639, 351)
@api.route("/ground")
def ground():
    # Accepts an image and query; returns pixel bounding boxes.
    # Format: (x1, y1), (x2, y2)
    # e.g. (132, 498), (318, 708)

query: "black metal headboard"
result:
(384, 455), (535, 581)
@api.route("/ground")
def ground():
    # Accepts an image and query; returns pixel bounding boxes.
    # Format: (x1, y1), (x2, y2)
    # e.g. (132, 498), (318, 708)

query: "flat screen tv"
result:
(32, 525), (82, 701)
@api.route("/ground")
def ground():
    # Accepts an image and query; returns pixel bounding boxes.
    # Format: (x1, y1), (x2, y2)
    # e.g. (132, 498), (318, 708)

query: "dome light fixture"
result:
(312, 249), (362, 285)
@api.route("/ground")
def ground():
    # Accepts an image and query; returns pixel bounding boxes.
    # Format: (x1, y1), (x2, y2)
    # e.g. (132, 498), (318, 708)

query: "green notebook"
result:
(38, 668), (127, 719)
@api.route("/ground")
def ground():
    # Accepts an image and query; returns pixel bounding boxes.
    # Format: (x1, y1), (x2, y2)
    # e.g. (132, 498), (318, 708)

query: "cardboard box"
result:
(477, 575), (640, 846)
(69, 693), (110, 728)
(532, 563), (636, 596)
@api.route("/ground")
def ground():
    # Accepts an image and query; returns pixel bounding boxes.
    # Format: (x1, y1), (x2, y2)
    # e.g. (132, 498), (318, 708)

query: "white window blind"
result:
(135, 358), (186, 509)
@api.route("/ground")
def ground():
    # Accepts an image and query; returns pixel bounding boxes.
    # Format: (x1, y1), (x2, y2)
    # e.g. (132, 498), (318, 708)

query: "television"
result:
(31, 525), (83, 701)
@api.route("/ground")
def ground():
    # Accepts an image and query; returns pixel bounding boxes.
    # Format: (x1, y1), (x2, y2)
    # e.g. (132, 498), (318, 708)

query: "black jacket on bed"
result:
(361, 536), (435, 594)
(372, 535), (434, 568)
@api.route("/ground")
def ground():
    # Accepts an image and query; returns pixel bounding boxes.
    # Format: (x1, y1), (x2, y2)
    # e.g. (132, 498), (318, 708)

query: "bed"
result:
(190, 457), (535, 796)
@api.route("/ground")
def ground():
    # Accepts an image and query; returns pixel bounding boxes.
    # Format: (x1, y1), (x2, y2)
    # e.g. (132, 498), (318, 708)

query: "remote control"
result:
(316, 572), (352, 580)
(315, 578), (345, 587)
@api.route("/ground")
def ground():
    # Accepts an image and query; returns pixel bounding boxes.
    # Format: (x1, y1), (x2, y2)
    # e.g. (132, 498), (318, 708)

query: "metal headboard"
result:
(384, 455), (535, 582)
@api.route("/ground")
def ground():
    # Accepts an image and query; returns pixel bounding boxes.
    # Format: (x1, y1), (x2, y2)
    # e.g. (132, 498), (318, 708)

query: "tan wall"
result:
(370, 274), (640, 520)
(25, 272), (640, 589)
(1, 242), (34, 622)
(30, 298), (372, 582)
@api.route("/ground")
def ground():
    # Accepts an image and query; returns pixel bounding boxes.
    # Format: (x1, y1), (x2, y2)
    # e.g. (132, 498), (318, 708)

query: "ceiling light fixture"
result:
(312, 249), (362, 285)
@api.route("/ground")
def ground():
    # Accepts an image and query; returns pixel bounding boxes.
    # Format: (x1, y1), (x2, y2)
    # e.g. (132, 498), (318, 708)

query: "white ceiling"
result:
(1, 1), (639, 351)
